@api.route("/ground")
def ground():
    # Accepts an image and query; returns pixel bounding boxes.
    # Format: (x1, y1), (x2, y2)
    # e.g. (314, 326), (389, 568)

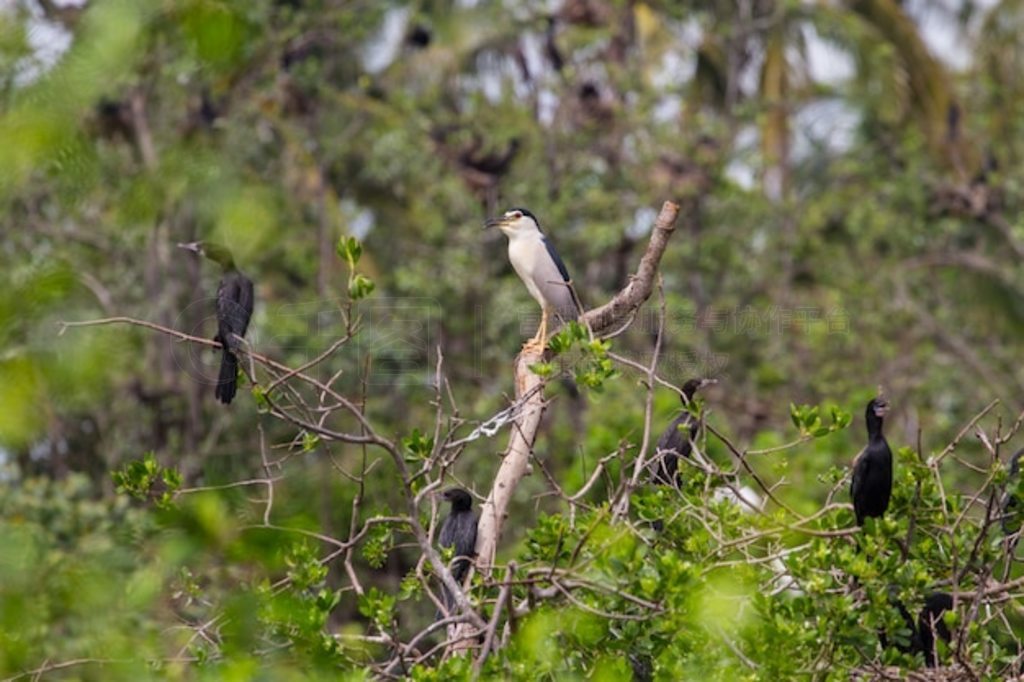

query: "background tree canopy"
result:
(2, 0), (1024, 679)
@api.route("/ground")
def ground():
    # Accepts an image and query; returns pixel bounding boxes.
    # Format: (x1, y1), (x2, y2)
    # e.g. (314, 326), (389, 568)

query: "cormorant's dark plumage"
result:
(850, 397), (892, 526)
(651, 379), (715, 486)
(645, 378), (715, 539)
(437, 487), (477, 615)
(883, 591), (953, 668)
(917, 592), (953, 668)
(406, 24), (431, 48)
(1001, 448), (1024, 535)
(179, 241), (254, 405)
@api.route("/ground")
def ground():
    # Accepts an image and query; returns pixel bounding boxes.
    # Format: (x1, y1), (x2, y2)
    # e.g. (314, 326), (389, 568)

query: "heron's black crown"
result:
(506, 207), (541, 229)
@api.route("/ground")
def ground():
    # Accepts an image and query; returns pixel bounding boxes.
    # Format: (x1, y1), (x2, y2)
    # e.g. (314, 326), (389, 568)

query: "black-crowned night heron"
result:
(485, 207), (579, 352)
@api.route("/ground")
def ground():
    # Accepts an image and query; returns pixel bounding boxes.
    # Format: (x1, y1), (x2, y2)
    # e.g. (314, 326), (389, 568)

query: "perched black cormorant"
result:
(917, 592), (953, 668)
(650, 378), (716, 486)
(1001, 448), (1024, 535)
(437, 487), (477, 615)
(178, 241), (254, 405)
(883, 591), (953, 668)
(850, 397), (892, 526)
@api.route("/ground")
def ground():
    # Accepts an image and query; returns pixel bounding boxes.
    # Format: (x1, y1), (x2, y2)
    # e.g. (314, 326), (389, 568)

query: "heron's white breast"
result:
(507, 232), (547, 306)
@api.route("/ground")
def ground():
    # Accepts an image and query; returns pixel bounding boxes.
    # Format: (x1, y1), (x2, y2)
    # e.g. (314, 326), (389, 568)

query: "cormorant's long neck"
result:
(202, 243), (237, 273)
(866, 413), (885, 442)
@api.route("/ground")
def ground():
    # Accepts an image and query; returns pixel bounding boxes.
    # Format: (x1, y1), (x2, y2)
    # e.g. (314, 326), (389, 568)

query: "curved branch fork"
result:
(474, 200), (680, 575)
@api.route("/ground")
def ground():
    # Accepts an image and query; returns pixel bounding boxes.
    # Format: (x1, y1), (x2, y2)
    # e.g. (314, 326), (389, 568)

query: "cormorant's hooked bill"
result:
(178, 241), (254, 405)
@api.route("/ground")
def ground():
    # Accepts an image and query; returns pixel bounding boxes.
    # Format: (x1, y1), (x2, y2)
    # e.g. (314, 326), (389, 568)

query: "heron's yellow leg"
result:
(522, 308), (549, 353)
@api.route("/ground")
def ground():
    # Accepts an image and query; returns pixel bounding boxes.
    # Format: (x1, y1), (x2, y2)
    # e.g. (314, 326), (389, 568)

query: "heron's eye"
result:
(512, 211), (523, 219)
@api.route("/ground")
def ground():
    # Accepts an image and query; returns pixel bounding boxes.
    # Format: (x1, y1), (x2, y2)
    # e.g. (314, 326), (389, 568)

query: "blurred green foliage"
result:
(3, 0), (1024, 678)
(0, 473), (163, 678)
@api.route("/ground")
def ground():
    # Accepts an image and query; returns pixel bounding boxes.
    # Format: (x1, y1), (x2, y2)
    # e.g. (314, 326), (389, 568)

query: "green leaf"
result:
(285, 542), (328, 589)
(529, 362), (555, 378)
(349, 273), (375, 300)
(336, 235), (363, 266)
(790, 403), (802, 429)
(251, 385), (270, 413)
(831, 406), (852, 429)
(112, 452), (180, 507)
(802, 406), (820, 428)
(547, 329), (574, 355)
(358, 587), (396, 627)
(162, 467), (183, 493)
(398, 572), (422, 601)
(402, 429), (434, 460)
(315, 588), (341, 613)
(362, 524), (392, 569)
